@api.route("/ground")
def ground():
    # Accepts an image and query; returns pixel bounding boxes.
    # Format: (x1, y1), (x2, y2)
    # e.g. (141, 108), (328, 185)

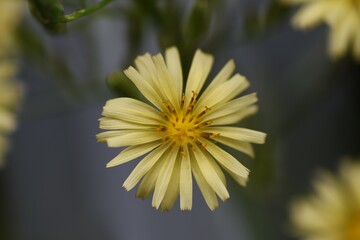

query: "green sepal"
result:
(28, 0), (66, 34)
(106, 71), (141, 99)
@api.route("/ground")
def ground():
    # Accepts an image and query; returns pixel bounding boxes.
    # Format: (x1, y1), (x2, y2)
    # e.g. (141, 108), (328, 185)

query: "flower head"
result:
(97, 47), (266, 211)
(283, 0), (360, 60)
(290, 158), (360, 239)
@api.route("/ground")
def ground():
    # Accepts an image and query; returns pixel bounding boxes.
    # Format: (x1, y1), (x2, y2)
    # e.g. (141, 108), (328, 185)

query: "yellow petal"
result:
(124, 66), (164, 110)
(193, 144), (229, 201)
(205, 59), (236, 91)
(152, 146), (179, 209)
(103, 97), (164, 125)
(185, 49), (213, 103)
(123, 142), (171, 191)
(196, 60), (236, 107)
(194, 73), (249, 114)
(329, 12), (357, 59)
(202, 93), (258, 121)
(106, 141), (162, 168)
(136, 156), (165, 199)
(215, 136), (255, 158)
(134, 54), (171, 105)
(160, 156), (181, 211)
(0, 110), (16, 132)
(204, 139), (249, 179)
(191, 152), (219, 211)
(203, 126), (266, 144)
(340, 161), (360, 206)
(292, 2), (331, 29)
(106, 131), (162, 147)
(210, 106), (258, 125)
(99, 117), (156, 130)
(152, 54), (180, 109)
(165, 47), (183, 100)
(180, 145), (193, 210)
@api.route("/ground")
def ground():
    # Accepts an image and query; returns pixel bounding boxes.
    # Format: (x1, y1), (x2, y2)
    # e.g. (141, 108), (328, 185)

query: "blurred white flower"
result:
(290, 158), (360, 240)
(283, 0), (360, 60)
(97, 47), (266, 211)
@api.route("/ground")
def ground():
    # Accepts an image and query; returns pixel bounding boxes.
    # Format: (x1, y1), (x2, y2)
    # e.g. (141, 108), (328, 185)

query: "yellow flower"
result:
(290, 159), (360, 240)
(97, 47), (266, 211)
(0, 1), (23, 53)
(0, 67), (22, 134)
(0, 1), (23, 168)
(283, 0), (360, 60)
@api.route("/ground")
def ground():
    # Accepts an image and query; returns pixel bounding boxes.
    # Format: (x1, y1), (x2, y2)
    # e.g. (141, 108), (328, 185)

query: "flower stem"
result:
(63, 0), (114, 22)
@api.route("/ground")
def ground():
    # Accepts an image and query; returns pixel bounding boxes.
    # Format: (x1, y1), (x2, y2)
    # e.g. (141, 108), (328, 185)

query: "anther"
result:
(197, 106), (211, 118)
(200, 133), (211, 138)
(163, 100), (174, 113)
(204, 121), (212, 126)
(180, 146), (185, 156)
(162, 112), (170, 121)
(194, 121), (212, 129)
(181, 94), (185, 108)
(196, 140), (207, 148)
(188, 143), (195, 151)
(156, 126), (167, 132)
(210, 133), (220, 138)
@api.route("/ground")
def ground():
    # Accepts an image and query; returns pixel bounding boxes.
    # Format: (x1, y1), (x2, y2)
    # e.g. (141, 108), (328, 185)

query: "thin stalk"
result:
(64, 0), (114, 22)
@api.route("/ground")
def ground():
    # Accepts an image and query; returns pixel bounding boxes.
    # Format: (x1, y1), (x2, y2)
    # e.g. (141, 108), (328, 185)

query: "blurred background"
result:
(0, 0), (359, 239)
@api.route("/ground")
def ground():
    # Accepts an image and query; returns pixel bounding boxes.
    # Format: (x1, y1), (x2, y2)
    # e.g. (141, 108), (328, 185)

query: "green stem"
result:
(63, 0), (114, 22)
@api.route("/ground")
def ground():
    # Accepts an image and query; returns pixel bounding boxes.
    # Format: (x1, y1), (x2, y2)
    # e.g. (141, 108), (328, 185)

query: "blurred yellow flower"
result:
(290, 159), (360, 240)
(97, 47), (266, 211)
(284, 0), (360, 60)
(0, 0), (24, 168)
(0, 1), (23, 53)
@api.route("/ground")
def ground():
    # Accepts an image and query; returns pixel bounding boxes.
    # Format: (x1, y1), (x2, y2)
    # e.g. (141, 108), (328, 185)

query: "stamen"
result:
(163, 100), (175, 113)
(197, 106), (211, 118)
(196, 140), (207, 148)
(162, 112), (170, 121)
(180, 146), (185, 156)
(156, 126), (167, 132)
(210, 133), (220, 138)
(200, 133), (211, 138)
(200, 132), (219, 138)
(185, 91), (198, 115)
(190, 91), (197, 104)
(194, 121), (212, 129)
(180, 94), (185, 108)
(188, 143), (195, 151)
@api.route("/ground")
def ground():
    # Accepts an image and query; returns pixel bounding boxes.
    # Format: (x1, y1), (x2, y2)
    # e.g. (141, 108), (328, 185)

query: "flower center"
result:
(345, 214), (360, 240)
(157, 92), (216, 149)
(166, 112), (201, 144)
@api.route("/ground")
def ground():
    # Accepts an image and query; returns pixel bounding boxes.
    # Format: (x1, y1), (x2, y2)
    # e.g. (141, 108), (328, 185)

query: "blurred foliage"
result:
(28, 0), (114, 34)
(244, 1), (291, 40)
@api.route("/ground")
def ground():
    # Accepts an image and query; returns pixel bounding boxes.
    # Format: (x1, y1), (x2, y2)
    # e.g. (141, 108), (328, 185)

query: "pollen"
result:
(158, 92), (213, 146)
